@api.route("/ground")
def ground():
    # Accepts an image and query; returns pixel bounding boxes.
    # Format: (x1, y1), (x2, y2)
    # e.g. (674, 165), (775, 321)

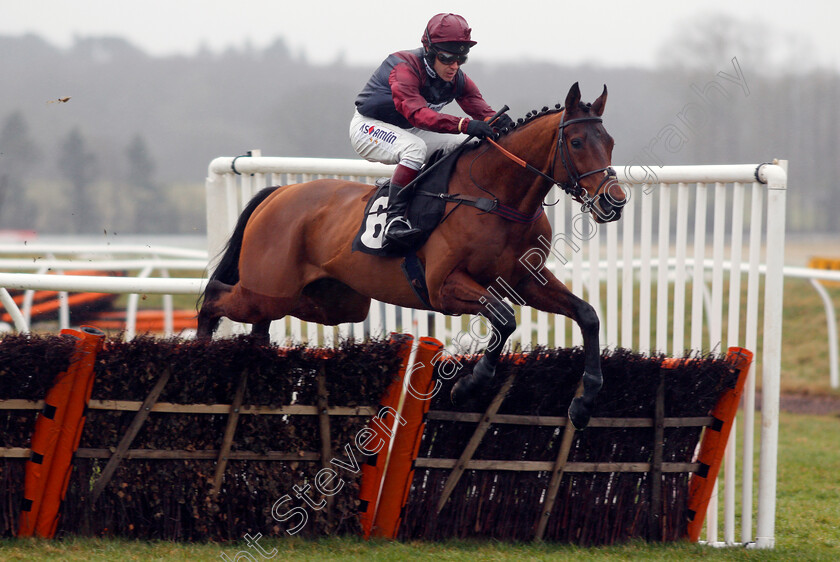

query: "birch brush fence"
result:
(0, 333), (747, 544)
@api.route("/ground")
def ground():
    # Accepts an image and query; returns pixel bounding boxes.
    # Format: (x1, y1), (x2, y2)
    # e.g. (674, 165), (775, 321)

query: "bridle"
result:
(486, 111), (616, 213)
(418, 109), (618, 225)
(555, 116), (616, 211)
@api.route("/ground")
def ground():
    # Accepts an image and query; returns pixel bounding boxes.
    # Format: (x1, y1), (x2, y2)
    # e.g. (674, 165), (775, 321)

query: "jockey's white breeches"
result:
(349, 109), (463, 171)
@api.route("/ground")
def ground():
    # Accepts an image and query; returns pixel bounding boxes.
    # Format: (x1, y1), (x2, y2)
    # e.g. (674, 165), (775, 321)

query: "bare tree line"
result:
(0, 17), (836, 234)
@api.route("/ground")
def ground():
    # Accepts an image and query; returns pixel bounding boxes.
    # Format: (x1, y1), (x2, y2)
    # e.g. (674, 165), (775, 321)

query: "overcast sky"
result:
(3, 0), (838, 71)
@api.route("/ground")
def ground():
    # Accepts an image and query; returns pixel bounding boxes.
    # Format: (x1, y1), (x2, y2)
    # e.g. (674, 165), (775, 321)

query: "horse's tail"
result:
(198, 186), (280, 307)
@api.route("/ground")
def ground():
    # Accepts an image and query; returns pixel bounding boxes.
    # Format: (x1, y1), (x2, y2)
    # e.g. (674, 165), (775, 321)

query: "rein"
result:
(415, 109), (615, 225)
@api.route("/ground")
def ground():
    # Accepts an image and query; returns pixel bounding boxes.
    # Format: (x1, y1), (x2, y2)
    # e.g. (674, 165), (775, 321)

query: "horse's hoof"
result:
(450, 359), (495, 407)
(195, 328), (211, 341)
(568, 396), (593, 430)
(450, 377), (470, 407)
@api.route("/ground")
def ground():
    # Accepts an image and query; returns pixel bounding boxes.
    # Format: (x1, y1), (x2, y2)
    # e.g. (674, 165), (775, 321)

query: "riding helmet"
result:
(422, 13), (476, 56)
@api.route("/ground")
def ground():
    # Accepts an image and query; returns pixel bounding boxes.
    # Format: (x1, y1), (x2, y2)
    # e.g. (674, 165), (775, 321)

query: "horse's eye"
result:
(571, 139), (583, 149)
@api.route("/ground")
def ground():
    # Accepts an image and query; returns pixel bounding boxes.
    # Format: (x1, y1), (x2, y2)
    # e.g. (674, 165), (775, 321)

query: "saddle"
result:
(352, 149), (458, 258)
(351, 146), (500, 307)
(352, 146), (499, 257)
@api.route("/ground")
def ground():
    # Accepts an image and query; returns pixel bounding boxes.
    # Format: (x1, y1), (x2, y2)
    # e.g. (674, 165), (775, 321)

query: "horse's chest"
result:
(465, 245), (520, 281)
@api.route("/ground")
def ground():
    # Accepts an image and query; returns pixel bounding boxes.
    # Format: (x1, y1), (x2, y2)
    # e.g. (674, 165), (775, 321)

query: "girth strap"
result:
(415, 190), (496, 212)
(414, 190), (544, 224)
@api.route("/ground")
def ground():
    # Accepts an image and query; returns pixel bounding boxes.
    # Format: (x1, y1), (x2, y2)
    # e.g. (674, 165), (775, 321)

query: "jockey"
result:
(349, 13), (513, 250)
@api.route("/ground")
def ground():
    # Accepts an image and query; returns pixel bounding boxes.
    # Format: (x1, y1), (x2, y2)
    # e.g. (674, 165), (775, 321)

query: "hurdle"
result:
(205, 154), (787, 548)
(0, 334), (752, 543)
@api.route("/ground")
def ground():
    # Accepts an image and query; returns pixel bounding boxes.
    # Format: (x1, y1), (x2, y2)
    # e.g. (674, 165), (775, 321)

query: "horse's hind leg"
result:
(197, 280), (231, 339)
(251, 320), (272, 343)
(197, 281), (288, 341)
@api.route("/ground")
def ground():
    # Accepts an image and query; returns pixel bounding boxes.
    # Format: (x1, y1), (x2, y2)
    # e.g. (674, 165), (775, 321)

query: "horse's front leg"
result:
(432, 271), (517, 406)
(516, 270), (602, 429)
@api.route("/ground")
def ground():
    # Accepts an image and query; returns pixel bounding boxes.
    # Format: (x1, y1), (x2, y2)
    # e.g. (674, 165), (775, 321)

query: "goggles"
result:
(434, 49), (468, 65)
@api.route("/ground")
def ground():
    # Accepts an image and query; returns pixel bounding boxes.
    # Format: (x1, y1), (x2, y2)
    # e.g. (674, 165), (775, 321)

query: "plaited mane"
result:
(497, 101), (595, 137)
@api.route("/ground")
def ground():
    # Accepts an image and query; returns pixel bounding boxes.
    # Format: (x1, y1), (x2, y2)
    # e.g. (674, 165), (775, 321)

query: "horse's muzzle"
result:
(591, 196), (623, 223)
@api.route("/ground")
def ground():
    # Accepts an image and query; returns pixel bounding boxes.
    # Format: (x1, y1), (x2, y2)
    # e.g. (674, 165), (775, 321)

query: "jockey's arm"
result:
(390, 65), (462, 133)
(456, 74), (496, 123)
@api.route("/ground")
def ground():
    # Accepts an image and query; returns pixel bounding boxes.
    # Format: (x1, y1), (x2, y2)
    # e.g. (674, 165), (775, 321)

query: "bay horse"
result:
(197, 82), (624, 429)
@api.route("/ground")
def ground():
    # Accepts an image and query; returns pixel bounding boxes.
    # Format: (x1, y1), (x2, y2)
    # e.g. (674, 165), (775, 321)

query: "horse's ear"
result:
(591, 84), (608, 116)
(565, 82), (581, 112)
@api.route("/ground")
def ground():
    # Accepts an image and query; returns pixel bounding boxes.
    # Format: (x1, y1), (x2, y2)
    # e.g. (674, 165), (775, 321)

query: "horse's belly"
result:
(323, 254), (432, 311)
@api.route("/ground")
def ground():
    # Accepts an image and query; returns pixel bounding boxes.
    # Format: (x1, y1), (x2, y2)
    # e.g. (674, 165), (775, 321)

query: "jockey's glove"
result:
(466, 119), (496, 139)
(491, 113), (515, 131)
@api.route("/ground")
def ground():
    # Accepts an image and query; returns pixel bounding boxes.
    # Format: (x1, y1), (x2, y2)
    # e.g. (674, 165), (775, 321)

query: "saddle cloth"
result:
(351, 148), (462, 257)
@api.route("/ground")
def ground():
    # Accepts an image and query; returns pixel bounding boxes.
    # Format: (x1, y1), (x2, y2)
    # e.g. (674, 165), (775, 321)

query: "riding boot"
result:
(384, 182), (423, 250)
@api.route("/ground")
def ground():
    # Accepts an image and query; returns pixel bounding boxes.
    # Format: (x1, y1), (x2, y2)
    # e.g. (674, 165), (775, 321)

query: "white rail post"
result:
(205, 167), (229, 269)
(755, 160), (787, 549)
(808, 279), (839, 389)
(0, 288), (28, 333)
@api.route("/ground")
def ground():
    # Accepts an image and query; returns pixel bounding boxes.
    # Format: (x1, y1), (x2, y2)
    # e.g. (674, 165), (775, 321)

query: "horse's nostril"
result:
(594, 198), (623, 222)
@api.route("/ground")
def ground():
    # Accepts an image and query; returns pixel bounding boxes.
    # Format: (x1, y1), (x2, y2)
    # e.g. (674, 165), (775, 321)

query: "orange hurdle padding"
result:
(371, 336), (443, 538)
(90, 309), (198, 332)
(18, 330), (83, 537)
(36, 326), (105, 537)
(357, 333), (414, 539)
(684, 346), (753, 542)
(1, 293), (115, 324)
(18, 326), (105, 538)
(1, 270), (121, 324)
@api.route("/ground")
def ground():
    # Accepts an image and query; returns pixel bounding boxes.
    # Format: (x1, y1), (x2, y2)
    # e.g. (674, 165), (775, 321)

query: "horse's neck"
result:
(486, 112), (563, 215)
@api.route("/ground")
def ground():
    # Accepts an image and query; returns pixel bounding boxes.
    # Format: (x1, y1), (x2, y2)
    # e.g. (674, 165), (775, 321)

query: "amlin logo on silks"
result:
(360, 123), (397, 145)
